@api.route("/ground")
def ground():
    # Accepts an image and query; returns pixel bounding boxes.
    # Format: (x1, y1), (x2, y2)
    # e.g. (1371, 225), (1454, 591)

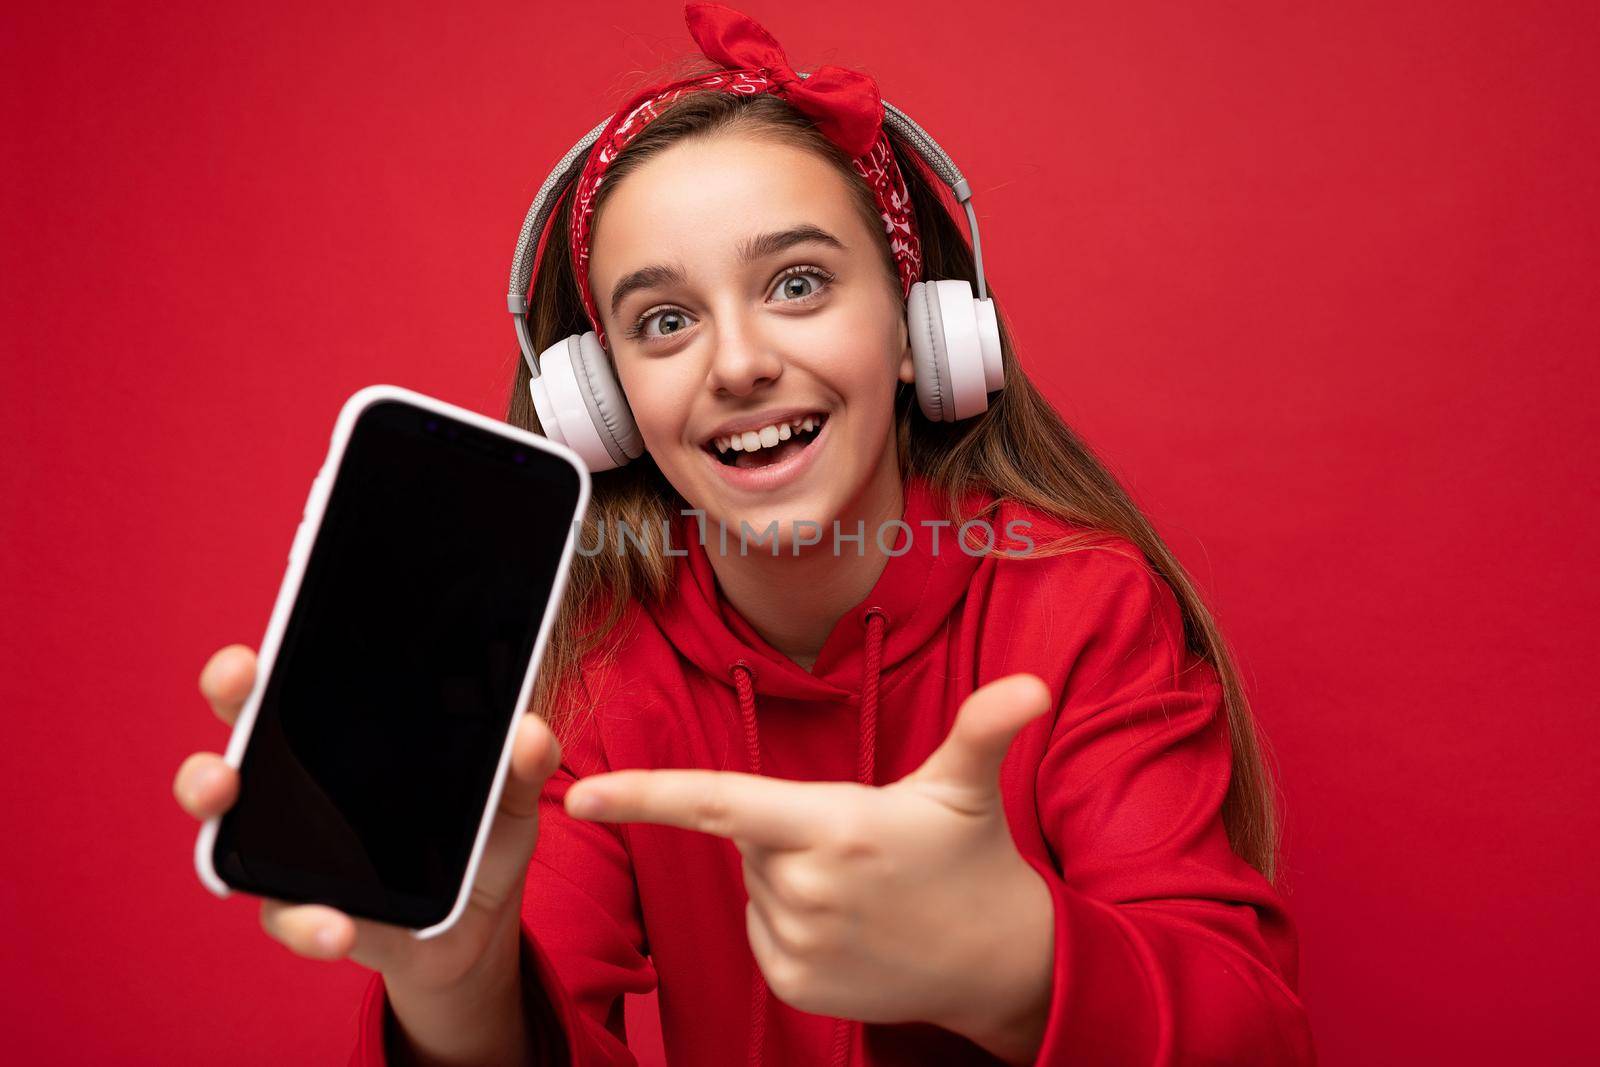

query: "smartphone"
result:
(194, 384), (590, 937)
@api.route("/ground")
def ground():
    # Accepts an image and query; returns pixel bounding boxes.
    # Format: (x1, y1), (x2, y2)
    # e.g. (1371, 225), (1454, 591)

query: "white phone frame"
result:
(193, 383), (591, 940)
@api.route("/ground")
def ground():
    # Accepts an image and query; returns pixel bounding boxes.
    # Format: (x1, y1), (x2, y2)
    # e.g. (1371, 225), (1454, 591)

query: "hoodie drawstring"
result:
(733, 605), (888, 1067)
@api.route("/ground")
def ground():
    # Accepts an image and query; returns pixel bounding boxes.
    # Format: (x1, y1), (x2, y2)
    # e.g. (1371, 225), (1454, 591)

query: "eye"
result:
(769, 265), (834, 304)
(626, 305), (696, 343)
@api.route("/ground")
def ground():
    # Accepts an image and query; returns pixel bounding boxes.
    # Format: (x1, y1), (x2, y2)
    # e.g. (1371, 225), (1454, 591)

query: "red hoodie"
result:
(350, 474), (1315, 1065)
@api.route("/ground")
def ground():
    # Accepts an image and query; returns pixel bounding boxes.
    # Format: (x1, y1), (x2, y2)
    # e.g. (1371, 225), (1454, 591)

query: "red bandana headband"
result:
(567, 1), (923, 350)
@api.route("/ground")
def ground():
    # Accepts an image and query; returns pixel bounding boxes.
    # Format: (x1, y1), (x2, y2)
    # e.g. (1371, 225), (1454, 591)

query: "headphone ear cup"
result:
(906, 279), (1004, 422)
(907, 281), (950, 422)
(527, 331), (643, 472)
(570, 331), (644, 463)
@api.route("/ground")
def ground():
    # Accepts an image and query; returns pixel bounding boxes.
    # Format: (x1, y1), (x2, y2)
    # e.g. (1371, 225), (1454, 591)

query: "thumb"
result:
(903, 674), (1052, 802)
(466, 712), (563, 915)
(499, 712), (563, 820)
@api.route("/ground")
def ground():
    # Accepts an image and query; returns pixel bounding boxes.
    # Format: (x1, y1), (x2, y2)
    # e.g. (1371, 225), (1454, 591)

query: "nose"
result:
(705, 305), (783, 398)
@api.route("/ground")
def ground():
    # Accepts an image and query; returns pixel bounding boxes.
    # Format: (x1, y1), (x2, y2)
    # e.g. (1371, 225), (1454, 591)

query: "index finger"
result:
(198, 644), (256, 727)
(565, 770), (825, 851)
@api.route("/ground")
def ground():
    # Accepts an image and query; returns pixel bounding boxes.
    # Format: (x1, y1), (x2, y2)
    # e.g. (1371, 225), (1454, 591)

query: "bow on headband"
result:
(684, 1), (885, 157)
(564, 2), (923, 349)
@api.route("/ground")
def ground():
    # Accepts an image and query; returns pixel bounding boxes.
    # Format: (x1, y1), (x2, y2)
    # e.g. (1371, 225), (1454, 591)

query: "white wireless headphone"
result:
(507, 77), (1004, 473)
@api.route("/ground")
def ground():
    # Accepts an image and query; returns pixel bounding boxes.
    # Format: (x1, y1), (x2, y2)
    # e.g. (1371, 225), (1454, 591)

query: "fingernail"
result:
(182, 763), (223, 806)
(315, 924), (343, 955)
(568, 789), (603, 818)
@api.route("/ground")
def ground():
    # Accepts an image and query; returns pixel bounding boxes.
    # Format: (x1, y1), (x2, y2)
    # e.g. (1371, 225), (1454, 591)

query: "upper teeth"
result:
(712, 415), (822, 454)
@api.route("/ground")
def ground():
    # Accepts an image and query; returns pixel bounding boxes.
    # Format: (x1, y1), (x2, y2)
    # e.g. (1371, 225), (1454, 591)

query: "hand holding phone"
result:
(175, 643), (561, 985)
(173, 384), (589, 1059)
(174, 645), (565, 1062)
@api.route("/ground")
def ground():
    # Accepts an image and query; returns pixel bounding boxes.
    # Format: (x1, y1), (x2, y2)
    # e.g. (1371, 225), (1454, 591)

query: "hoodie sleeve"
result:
(1018, 547), (1316, 1065)
(349, 703), (657, 1067)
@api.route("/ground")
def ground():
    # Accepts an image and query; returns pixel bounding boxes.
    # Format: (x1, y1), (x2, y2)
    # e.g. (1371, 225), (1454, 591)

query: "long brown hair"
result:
(507, 80), (1281, 880)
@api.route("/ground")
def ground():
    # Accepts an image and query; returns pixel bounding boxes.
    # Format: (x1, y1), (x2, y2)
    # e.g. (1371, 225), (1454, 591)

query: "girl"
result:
(174, 4), (1315, 1064)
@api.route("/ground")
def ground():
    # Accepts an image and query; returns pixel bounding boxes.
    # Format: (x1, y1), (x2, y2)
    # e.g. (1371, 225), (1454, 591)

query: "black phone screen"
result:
(212, 399), (582, 928)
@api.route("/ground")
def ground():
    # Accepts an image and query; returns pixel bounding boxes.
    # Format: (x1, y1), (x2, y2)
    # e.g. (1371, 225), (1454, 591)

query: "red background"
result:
(4, 1), (1596, 1063)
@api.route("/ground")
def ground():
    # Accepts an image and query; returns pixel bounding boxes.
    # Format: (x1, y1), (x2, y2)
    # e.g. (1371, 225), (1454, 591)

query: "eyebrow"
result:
(608, 224), (847, 317)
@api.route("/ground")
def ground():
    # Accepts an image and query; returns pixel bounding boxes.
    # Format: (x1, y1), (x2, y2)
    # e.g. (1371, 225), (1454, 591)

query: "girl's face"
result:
(587, 132), (914, 547)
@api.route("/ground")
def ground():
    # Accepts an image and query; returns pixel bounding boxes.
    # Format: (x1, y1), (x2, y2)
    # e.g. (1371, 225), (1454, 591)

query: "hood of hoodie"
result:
(646, 474), (993, 710)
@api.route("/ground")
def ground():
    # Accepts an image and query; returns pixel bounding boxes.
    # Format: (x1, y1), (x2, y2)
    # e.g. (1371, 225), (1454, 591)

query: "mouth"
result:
(703, 412), (829, 471)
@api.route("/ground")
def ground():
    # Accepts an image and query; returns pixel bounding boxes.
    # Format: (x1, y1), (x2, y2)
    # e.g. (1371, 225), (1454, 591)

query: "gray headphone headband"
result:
(508, 74), (989, 381)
